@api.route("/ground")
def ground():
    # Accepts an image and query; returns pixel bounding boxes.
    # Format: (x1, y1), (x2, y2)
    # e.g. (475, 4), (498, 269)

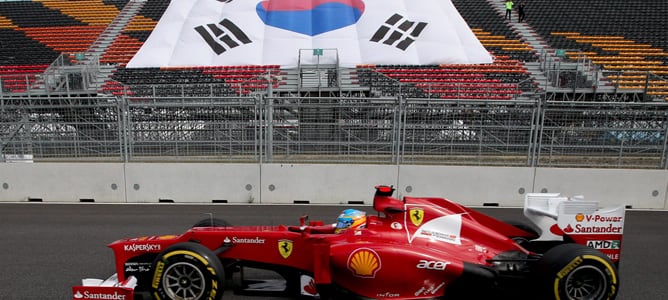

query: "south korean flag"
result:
(127, 0), (492, 68)
(194, 19), (252, 55)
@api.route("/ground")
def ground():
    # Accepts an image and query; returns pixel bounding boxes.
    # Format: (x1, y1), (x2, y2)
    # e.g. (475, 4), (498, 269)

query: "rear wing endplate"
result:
(524, 193), (625, 263)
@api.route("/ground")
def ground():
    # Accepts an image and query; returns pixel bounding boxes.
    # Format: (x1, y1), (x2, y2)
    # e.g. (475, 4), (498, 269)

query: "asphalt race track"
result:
(0, 203), (666, 300)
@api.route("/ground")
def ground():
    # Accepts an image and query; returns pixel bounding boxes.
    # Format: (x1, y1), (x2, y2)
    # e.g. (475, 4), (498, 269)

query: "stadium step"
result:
(523, 62), (549, 91)
(81, 0), (147, 93)
(81, 0), (146, 65)
(486, 0), (557, 93)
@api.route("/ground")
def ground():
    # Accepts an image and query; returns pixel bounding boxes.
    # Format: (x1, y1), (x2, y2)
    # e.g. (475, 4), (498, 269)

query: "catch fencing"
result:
(2, 96), (668, 169)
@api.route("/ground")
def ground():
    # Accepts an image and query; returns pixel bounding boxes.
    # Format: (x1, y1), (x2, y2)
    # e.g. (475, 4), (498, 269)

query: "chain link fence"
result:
(2, 96), (668, 168)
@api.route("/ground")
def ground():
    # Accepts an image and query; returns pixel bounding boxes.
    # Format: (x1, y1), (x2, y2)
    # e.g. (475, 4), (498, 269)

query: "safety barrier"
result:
(0, 162), (666, 209)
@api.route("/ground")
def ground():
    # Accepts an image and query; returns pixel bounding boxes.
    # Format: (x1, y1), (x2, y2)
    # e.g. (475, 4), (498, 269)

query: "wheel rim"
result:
(564, 265), (607, 300)
(162, 261), (206, 300)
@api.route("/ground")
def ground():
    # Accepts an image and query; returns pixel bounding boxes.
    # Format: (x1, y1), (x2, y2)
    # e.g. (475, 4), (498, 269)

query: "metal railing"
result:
(539, 49), (595, 90)
(2, 95), (668, 168)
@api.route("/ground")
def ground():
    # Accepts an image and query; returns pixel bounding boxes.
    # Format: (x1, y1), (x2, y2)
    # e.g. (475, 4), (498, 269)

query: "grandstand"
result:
(1, 0), (668, 169)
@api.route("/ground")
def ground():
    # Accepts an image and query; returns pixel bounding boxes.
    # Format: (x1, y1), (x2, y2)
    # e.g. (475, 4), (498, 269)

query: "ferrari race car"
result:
(73, 185), (625, 300)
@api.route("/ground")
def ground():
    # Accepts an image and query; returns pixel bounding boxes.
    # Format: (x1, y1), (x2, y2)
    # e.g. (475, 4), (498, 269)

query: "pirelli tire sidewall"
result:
(537, 243), (619, 300)
(150, 242), (224, 300)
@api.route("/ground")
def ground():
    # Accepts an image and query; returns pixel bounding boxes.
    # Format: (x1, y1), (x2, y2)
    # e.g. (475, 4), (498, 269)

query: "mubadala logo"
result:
(74, 290), (126, 299)
(123, 244), (161, 252)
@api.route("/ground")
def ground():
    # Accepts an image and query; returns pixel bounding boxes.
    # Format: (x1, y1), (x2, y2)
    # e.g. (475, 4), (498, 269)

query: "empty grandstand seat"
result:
(101, 65), (285, 97)
(451, 0), (538, 63)
(527, 0), (667, 92)
(356, 56), (528, 100)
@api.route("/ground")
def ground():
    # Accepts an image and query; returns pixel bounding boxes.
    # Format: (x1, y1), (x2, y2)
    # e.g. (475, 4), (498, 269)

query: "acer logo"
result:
(416, 260), (449, 270)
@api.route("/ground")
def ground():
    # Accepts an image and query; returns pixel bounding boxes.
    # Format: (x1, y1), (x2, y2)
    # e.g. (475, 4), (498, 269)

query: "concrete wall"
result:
(533, 167), (668, 209)
(0, 162), (666, 209)
(0, 163), (126, 203)
(124, 163), (261, 204)
(397, 165), (535, 207)
(260, 164), (398, 204)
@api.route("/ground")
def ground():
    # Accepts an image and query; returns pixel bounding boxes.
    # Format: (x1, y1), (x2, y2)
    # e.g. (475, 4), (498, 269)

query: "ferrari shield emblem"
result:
(410, 208), (425, 226)
(278, 239), (293, 259)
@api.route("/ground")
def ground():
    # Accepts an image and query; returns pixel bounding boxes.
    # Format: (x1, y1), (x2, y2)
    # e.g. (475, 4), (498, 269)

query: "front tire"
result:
(150, 242), (224, 300)
(537, 243), (618, 300)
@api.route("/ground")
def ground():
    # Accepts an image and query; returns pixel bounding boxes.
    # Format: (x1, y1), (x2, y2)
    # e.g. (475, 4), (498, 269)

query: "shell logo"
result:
(575, 213), (585, 222)
(347, 248), (381, 278)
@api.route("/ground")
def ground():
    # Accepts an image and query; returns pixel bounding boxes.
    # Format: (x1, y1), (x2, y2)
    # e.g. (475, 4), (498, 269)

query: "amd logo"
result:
(416, 260), (449, 270)
(586, 240), (620, 250)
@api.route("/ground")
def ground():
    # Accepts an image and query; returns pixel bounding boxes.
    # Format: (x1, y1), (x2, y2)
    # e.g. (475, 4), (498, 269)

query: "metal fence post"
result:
(266, 96), (274, 163)
(661, 114), (668, 169)
(120, 95), (130, 162)
(395, 94), (404, 164)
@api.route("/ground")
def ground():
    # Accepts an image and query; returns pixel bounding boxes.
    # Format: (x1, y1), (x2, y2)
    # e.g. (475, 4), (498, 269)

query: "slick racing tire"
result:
(537, 243), (618, 300)
(192, 218), (231, 228)
(150, 242), (224, 300)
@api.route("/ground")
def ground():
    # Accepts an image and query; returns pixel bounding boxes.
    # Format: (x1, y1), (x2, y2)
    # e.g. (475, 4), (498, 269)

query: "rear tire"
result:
(150, 242), (224, 300)
(537, 243), (618, 300)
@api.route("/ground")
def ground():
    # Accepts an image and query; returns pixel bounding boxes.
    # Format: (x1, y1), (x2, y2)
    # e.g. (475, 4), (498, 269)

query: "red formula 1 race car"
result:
(74, 185), (625, 300)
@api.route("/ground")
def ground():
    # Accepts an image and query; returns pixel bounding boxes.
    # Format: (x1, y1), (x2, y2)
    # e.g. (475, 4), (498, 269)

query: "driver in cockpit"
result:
(334, 209), (367, 233)
(290, 208), (367, 234)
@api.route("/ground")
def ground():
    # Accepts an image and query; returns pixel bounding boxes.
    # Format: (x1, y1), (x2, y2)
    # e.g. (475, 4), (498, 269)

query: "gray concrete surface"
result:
(0, 203), (664, 299)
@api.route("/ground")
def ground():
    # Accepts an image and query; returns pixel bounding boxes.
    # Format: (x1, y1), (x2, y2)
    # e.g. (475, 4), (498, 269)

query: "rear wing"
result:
(524, 193), (625, 263)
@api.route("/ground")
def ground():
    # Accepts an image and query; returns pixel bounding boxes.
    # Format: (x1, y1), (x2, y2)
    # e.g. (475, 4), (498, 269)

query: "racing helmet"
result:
(335, 209), (367, 233)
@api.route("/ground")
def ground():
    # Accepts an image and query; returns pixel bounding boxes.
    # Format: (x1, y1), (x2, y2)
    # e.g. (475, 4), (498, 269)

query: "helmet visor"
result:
(336, 217), (354, 230)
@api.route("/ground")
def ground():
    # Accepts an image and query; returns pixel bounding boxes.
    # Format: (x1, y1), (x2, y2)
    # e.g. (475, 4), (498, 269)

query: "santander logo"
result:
(73, 290), (126, 299)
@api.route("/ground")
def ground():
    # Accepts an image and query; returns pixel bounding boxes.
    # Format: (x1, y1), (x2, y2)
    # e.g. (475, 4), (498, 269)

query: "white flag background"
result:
(127, 0), (493, 68)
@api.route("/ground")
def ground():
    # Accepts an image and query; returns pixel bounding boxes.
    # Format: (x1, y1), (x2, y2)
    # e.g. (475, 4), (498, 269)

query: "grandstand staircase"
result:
(487, 0), (602, 96)
(270, 49), (368, 96)
(82, 1), (145, 65)
(511, 22), (551, 93)
(83, 0), (147, 92)
(274, 66), (367, 97)
(32, 0), (146, 95)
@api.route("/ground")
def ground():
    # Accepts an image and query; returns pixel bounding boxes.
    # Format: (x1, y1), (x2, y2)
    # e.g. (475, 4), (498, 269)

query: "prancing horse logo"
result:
(279, 239), (293, 259)
(410, 208), (424, 226)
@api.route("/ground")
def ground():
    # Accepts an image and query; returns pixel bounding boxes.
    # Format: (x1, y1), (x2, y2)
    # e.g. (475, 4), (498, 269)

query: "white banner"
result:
(127, 0), (493, 68)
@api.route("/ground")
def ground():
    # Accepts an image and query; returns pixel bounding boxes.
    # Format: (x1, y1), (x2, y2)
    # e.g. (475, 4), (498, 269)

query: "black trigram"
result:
(194, 19), (252, 55)
(370, 14), (427, 51)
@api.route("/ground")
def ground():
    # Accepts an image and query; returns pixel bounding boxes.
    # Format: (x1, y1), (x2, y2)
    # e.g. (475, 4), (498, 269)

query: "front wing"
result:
(72, 274), (137, 300)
